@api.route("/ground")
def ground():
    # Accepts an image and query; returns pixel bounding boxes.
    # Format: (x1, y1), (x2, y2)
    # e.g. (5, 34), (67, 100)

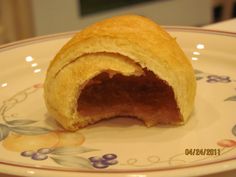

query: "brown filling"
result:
(77, 69), (181, 125)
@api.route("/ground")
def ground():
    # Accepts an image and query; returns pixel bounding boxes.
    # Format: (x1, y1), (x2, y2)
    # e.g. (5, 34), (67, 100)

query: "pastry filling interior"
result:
(77, 69), (181, 124)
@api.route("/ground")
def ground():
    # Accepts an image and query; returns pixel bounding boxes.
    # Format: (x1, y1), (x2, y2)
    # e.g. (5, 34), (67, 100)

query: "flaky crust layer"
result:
(44, 15), (196, 130)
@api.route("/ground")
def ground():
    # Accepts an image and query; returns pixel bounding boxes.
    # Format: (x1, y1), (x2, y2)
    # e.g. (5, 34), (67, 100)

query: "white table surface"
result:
(203, 18), (236, 32)
(0, 19), (236, 177)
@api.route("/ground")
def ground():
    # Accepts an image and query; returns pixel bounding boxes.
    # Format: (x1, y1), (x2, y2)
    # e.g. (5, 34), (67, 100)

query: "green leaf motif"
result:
(6, 119), (37, 126)
(194, 70), (203, 74)
(196, 76), (204, 80)
(51, 156), (92, 169)
(52, 146), (99, 155)
(224, 95), (236, 101)
(10, 126), (52, 135)
(0, 124), (10, 141)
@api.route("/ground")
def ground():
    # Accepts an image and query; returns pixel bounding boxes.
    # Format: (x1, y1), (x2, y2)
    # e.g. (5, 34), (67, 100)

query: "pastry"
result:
(44, 15), (196, 131)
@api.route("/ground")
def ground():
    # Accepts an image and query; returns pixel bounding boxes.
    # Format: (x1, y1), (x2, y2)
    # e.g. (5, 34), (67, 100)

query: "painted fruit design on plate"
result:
(2, 131), (85, 152)
(0, 80), (236, 169)
(89, 153), (118, 169)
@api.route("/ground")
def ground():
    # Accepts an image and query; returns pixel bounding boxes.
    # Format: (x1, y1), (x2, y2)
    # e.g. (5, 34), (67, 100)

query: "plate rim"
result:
(0, 26), (235, 52)
(0, 153), (236, 174)
(0, 26), (236, 176)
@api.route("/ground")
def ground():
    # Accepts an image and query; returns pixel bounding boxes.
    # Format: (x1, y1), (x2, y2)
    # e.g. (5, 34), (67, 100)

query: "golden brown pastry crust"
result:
(44, 15), (196, 130)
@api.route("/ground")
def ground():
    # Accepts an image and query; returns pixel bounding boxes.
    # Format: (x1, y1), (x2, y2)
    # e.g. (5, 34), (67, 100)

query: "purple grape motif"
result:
(89, 153), (118, 169)
(21, 147), (52, 161)
(92, 161), (109, 169)
(232, 124), (236, 137)
(89, 156), (104, 163)
(32, 153), (48, 160)
(103, 159), (118, 165)
(103, 153), (117, 160)
(207, 75), (231, 83)
(21, 150), (35, 157)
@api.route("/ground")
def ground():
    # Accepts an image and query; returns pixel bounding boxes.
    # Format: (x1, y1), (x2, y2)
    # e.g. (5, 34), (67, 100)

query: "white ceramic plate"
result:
(0, 27), (236, 177)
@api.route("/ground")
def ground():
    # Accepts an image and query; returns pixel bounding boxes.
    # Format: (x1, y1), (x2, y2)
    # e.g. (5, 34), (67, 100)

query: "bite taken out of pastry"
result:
(44, 15), (196, 131)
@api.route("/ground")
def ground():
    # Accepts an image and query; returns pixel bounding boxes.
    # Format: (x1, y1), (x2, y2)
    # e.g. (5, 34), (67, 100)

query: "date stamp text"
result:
(185, 148), (221, 156)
